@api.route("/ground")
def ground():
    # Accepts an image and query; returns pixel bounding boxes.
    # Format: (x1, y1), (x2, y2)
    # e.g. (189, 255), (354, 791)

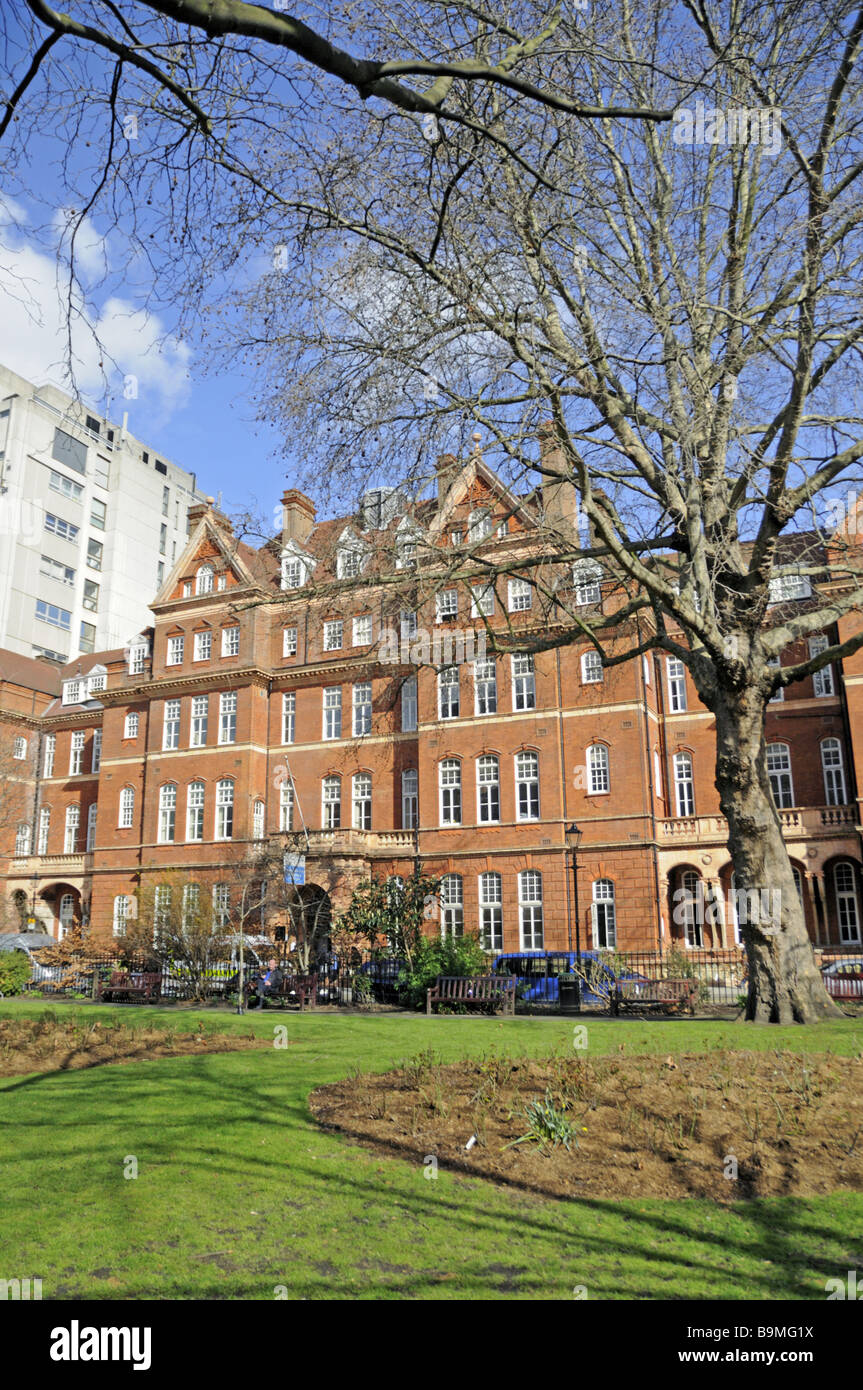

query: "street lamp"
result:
(565, 823), (583, 979)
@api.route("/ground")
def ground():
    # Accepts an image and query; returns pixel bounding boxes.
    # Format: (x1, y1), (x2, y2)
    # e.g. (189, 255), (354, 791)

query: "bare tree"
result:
(3, 2), (863, 1020)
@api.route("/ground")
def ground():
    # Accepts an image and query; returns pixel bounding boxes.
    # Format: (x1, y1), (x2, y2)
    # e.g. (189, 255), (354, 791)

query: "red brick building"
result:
(2, 449), (862, 954)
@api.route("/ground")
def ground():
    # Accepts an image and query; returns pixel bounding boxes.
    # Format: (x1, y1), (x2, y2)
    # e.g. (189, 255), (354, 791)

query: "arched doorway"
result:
(38, 885), (81, 940)
(279, 884), (332, 969)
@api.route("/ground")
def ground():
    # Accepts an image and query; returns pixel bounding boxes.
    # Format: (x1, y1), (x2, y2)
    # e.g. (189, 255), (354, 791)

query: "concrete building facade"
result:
(0, 363), (206, 663)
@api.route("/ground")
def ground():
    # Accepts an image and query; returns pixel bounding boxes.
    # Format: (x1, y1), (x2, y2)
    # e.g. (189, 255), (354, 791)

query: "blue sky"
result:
(0, 180), (297, 524)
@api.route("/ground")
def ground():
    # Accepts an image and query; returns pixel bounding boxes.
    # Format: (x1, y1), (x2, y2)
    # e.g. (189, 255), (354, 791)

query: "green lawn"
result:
(1, 1000), (861, 1300)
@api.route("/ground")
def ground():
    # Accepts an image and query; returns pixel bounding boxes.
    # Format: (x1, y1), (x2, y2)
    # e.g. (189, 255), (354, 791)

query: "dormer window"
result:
(768, 571), (812, 603)
(196, 564), (214, 595)
(128, 642), (148, 676)
(62, 679), (83, 706)
(396, 541), (417, 570)
(468, 509), (492, 542)
(337, 548), (364, 579)
(282, 557), (302, 590)
(87, 667), (107, 696)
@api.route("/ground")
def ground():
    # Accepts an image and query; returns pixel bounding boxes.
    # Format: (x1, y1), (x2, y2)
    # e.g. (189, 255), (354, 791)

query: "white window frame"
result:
(439, 759), (462, 825)
(401, 769), (418, 830)
(190, 695), (208, 748)
(124, 712), (139, 739)
(441, 874), (464, 939)
(667, 658), (687, 712)
(834, 862), (862, 944)
(119, 786), (134, 829)
(519, 870), (544, 949)
(323, 620), (343, 651)
(352, 615), (373, 646)
(282, 692), (296, 744)
(767, 743), (794, 809)
(218, 691), (237, 745)
(215, 779), (234, 840)
(323, 687), (342, 740)
(436, 589), (458, 622)
(158, 783), (177, 843)
(581, 650), (603, 684)
(479, 872), (503, 951)
(591, 879), (617, 949)
(474, 658), (497, 716)
(352, 772), (372, 830)
(221, 626), (240, 658)
(821, 738), (847, 805)
(587, 743), (610, 795)
(515, 750), (540, 820)
(352, 682), (372, 737)
(163, 699), (180, 750)
(187, 782), (205, 841)
(512, 654), (535, 711)
(477, 754), (500, 824)
(673, 751), (695, 817)
(401, 676), (418, 732)
(507, 578), (532, 612)
(809, 634), (835, 697)
(282, 626), (298, 657)
(322, 776), (341, 829)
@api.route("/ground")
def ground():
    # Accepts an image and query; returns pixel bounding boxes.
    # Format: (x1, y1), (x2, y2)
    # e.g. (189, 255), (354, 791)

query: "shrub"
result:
(399, 934), (489, 1009)
(0, 950), (32, 996)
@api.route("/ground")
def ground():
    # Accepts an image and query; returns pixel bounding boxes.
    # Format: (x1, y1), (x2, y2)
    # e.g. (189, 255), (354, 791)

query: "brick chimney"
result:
(281, 489), (316, 545)
(539, 423), (579, 532)
(187, 496), (234, 537)
(435, 453), (460, 501)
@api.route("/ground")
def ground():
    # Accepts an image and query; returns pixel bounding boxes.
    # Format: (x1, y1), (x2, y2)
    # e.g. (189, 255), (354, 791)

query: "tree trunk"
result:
(713, 690), (843, 1023)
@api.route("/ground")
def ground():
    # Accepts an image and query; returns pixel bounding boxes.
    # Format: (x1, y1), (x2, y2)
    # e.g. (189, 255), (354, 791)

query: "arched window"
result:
(476, 755), (500, 824)
(401, 769), (418, 830)
(158, 784), (177, 843)
(187, 781), (205, 841)
(468, 508), (492, 542)
(515, 751), (540, 820)
(573, 559), (602, 606)
(581, 650), (603, 684)
(119, 786), (134, 829)
(322, 775), (341, 830)
(64, 804), (80, 853)
(767, 743), (794, 809)
(440, 874), (464, 939)
(195, 563), (214, 595)
(821, 738), (847, 805)
(86, 802), (98, 852)
(673, 752), (695, 817)
(591, 879), (616, 949)
(352, 773), (372, 830)
(479, 871), (502, 951)
(59, 892), (75, 939)
(587, 744), (609, 795)
(113, 894), (130, 937)
(834, 862), (861, 944)
(518, 870), (543, 948)
(253, 800), (266, 840)
(215, 779), (234, 840)
(439, 759), (462, 825)
(15, 822), (30, 855)
(680, 870), (702, 947)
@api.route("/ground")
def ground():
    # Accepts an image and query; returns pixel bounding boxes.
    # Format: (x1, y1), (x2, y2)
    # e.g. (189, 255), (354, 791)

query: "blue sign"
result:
(284, 853), (306, 886)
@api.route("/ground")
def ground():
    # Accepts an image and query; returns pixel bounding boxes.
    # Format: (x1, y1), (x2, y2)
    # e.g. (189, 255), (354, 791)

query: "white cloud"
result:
(0, 203), (191, 427)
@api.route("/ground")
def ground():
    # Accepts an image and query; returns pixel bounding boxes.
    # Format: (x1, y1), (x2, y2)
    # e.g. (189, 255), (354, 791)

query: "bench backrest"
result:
(434, 975), (515, 1000)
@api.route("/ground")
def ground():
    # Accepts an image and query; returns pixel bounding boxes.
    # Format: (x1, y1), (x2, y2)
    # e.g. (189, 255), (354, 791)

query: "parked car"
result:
(491, 950), (649, 1005)
(820, 958), (863, 999)
(358, 957), (406, 1001)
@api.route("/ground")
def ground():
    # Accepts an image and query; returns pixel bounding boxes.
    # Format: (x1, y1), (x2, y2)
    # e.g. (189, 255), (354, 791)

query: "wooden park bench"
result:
(95, 969), (162, 1005)
(611, 977), (698, 1016)
(245, 972), (317, 1011)
(426, 975), (516, 1017)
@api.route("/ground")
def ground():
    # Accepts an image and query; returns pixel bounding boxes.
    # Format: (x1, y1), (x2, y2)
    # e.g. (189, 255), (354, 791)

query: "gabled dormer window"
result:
(87, 666), (107, 696)
(196, 564), (214, 595)
(62, 679), (83, 706)
(128, 641), (148, 676)
(468, 508), (492, 542)
(337, 547), (365, 579)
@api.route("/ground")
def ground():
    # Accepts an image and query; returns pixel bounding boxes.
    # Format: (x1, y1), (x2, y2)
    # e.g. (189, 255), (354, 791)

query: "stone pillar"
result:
(704, 878), (725, 948)
(806, 872), (824, 945)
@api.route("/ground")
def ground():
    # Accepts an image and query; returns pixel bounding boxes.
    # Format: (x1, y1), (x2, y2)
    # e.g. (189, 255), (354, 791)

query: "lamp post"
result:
(565, 823), (583, 986)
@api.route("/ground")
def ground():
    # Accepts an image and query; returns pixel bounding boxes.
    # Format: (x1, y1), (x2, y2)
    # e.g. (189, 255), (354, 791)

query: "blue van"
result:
(491, 950), (647, 1006)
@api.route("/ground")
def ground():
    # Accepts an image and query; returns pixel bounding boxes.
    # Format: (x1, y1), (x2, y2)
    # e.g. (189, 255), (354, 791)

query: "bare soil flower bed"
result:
(310, 1049), (863, 1200)
(0, 1013), (270, 1076)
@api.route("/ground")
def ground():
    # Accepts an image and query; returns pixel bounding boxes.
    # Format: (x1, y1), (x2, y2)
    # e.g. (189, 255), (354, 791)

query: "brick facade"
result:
(2, 455), (862, 954)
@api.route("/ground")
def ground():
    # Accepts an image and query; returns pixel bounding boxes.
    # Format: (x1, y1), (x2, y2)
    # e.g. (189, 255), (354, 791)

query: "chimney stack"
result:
(539, 422), (579, 533)
(435, 453), (460, 501)
(281, 489), (316, 545)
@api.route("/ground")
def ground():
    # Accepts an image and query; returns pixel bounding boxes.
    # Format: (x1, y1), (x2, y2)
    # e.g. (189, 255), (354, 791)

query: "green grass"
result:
(1, 1000), (861, 1300)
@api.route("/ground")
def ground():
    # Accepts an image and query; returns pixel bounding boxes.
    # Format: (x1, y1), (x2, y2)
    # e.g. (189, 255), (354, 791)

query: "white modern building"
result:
(0, 364), (207, 663)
